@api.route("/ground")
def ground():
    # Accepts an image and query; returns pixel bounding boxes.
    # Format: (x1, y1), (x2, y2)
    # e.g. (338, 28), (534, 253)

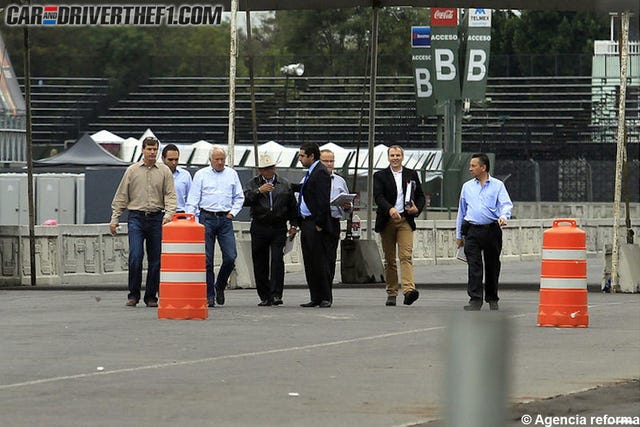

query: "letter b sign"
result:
(434, 49), (456, 81)
(415, 68), (433, 97)
(467, 49), (487, 82)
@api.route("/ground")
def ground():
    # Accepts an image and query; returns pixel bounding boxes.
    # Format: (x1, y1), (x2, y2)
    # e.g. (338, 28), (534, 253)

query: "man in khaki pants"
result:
(373, 145), (426, 306)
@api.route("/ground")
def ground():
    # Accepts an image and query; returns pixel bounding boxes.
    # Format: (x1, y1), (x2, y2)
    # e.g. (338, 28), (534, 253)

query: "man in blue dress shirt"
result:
(456, 153), (513, 311)
(162, 144), (192, 213)
(293, 142), (333, 308)
(186, 145), (245, 307)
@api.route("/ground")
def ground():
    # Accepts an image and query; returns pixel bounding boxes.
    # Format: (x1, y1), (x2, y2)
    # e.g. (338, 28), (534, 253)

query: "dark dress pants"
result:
(127, 211), (163, 304)
(300, 219), (332, 303)
(250, 222), (287, 302)
(464, 223), (503, 304)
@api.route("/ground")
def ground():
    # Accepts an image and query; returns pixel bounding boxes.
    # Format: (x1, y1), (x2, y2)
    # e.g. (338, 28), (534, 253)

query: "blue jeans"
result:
(200, 215), (237, 300)
(127, 211), (163, 303)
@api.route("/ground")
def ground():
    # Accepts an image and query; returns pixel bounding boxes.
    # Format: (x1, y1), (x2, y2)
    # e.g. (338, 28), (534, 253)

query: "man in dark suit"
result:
(374, 145), (426, 307)
(294, 142), (333, 308)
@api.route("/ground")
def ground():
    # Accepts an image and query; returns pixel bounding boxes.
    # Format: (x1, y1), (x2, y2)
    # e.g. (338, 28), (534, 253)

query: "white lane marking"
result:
(0, 326), (445, 391)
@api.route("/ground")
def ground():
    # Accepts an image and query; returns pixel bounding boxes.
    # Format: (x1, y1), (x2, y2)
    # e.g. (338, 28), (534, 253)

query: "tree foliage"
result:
(490, 10), (608, 75)
(1, 22), (232, 76)
(252, 7), (427, 76)
(0, 8), (612, 82)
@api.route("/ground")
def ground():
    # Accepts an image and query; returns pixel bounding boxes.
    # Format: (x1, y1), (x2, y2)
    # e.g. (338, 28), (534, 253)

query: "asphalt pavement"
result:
(1, 254), (638, 427)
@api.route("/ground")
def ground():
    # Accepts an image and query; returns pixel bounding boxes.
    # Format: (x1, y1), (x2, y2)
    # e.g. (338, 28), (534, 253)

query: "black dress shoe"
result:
(215, 286), (225, 306)
(319, 300), (332, 308)
(207, 299), (215, 308)
(489, 301), (499, 311)
(385, 296), (397, 306)
(403, 290), (420, 305)
(258, 300), (272, 306)
(300, 301), (319, 307)
(272, 297), (283, 306)
(463, 304), (482, 311)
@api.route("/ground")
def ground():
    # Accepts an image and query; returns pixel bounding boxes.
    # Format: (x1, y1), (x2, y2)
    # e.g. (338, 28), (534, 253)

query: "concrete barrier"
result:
(1, 218), (638, 287)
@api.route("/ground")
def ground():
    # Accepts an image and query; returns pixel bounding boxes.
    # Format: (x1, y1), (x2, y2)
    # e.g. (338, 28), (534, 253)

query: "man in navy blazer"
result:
(294, 142), (333, 307)
(374, 145), (426, 307)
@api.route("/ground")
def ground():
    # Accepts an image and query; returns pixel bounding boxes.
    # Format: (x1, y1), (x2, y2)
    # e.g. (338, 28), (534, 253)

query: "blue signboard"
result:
(411, 26), (431, 48)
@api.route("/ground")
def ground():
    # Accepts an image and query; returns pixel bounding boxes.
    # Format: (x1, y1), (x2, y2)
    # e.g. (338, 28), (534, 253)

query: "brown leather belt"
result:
(130, 210), (162, 217)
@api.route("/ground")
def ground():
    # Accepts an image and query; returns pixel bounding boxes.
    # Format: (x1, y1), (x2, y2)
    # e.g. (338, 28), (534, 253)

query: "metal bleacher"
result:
(26, 75), (640, 149)
(87, 77), (283, 144)
(23, 77), (110, 147)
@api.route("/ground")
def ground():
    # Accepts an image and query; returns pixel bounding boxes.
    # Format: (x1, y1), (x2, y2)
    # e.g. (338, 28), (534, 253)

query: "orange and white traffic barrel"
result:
(537, 219), (589, 327)
(158, 213), (207, 320)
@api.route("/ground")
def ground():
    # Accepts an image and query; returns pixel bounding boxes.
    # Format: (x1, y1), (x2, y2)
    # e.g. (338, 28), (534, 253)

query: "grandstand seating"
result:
(24, 77), (110, 147)
(24, 75), (640, 149)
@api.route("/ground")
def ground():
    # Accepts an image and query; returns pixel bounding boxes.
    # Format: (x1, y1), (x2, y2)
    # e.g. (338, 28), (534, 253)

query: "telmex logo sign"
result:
(411, 26), (431, 48)
(469, 9), (492, 27)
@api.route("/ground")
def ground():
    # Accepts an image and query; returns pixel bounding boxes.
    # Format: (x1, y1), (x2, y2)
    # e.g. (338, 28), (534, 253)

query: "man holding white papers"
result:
(373, 145), (425, 307)
(320, 149), (352, 292)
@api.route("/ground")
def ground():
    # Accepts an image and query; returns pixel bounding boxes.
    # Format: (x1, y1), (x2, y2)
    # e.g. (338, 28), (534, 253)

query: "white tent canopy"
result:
(119, 137), (141, 163)
(112, 133), (442, 177)
(243, 140), (283, 167)
(91, 130), (124, 144)
(117, 129), (160, 162)
(241, 141), (300, 168)
(188, 140), (215, 165)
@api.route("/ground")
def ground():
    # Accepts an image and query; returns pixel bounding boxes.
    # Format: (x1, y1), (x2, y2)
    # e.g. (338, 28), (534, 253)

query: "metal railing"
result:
(594, 40), (640, 55)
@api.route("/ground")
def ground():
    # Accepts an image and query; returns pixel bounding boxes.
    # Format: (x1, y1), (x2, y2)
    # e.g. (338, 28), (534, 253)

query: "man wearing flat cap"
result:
(243, 153), (299, 306)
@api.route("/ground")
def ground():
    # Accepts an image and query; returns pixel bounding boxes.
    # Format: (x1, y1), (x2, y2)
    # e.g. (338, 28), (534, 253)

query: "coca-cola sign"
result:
(434, 10), (453, 20)
(431, 8), (457, 26)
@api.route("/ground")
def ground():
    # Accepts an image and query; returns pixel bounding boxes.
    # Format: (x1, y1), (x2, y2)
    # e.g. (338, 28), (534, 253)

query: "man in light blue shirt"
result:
(162, 144), (192, 212)
(455, 153), (513, 311)
(186, 145), (244, 307)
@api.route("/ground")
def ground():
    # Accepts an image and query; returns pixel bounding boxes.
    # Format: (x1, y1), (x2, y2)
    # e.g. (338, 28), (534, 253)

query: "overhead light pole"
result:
(280, 63), (304, 144)
(227, 0), (238, 166)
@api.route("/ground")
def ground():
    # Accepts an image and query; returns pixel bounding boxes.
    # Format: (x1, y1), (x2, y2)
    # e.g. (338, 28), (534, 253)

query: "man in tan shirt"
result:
(110, 137), (176, 307)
